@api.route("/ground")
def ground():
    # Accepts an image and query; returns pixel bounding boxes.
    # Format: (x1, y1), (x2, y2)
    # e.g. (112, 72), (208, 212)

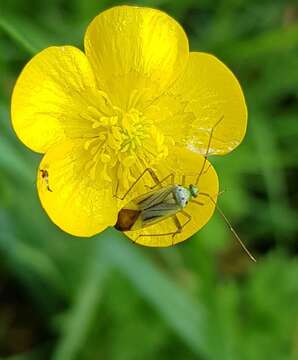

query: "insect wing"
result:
(122, 186), (174, 210)
(140, 201), (181, 227)
(137, 185), (176, 210)
(124, 186), (181, 230)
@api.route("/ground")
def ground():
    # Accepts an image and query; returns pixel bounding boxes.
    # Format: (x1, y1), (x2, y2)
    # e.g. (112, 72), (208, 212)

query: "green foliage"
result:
(0, 0), (297, 359)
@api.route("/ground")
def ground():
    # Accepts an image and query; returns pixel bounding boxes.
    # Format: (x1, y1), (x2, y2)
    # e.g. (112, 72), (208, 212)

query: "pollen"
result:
(81, 90), (171, 190)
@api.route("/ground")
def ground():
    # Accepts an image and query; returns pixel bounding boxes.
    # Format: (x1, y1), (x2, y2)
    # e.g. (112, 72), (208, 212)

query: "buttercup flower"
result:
(11, 6), (247, 246)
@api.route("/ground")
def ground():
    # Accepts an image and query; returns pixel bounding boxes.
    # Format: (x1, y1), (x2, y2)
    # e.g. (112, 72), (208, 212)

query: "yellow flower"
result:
(11, 6), (247, 246)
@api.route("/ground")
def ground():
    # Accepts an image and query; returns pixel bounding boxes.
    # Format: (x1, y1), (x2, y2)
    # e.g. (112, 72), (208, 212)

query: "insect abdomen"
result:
(115, 209), (141, 231)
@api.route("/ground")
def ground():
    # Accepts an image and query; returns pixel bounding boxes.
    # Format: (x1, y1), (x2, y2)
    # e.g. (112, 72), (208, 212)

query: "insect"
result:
(40, 169), (53, 192)
(115, 168), (202, 234)
(114, 116), (256, 262)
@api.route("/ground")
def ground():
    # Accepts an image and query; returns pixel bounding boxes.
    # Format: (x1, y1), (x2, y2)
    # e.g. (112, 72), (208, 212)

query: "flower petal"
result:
(84, 5), (189, 109)
(150, 52), (247, 155)
(11, 46), (96, 153)
(120, 147), (219, 247)
(37, 140), (117, 237)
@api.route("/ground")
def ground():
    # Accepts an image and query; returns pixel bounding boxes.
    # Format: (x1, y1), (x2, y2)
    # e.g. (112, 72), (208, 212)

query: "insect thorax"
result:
(173, 186), (191, 208)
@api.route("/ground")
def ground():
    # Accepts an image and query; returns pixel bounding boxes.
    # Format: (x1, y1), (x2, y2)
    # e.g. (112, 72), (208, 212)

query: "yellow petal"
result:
(37, 140), (117, 237)
(119, 147), (219, 247)
(11, 46), (96, 153)
(84, 5), (189, 109)
(150, 52), (247, 155)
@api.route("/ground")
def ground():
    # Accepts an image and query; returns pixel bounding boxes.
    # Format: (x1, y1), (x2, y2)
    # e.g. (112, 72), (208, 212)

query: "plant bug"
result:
(114, 116), (256, 262)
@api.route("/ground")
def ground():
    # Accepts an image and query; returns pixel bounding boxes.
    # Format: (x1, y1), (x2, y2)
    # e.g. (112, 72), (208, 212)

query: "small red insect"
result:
(40, 169), (53, 192)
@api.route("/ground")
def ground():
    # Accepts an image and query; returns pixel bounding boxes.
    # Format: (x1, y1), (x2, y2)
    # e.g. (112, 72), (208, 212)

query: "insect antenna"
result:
(195, 115), (224, 186)
(194, 192), (256, 262)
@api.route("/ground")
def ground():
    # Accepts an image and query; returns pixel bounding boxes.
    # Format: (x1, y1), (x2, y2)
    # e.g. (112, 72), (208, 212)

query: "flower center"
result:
(80, 90), (171, 191)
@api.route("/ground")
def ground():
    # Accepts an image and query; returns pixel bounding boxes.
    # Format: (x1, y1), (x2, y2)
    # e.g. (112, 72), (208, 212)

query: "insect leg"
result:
(195, 115), (224, 186)
(134, 229), (181, 240)
(170, 215), (185, 245)
(190, 199), (205, 206)
(46, 184), (53, 192)
(147, 173), (175, 191)
(193, 190), (225, 203)
(198, 192), (256, 262)
(179, 210), (192, 228)
(134, 215), (183, 244)
(181, 175), (186, 186)
(114, 168), (160, 201)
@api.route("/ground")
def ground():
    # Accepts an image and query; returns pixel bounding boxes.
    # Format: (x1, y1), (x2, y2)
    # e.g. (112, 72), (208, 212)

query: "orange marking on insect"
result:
(115, 209), (141, 231)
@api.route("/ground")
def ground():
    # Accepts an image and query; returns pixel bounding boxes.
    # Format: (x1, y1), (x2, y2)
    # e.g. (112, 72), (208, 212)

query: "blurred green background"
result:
(0, 0), (298, 359)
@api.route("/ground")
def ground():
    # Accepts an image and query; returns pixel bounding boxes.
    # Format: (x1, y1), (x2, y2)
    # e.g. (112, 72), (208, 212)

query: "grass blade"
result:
(0, 16), (38, 55)
(52, 240), (111, 360)
(101, 229), (210, 357)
